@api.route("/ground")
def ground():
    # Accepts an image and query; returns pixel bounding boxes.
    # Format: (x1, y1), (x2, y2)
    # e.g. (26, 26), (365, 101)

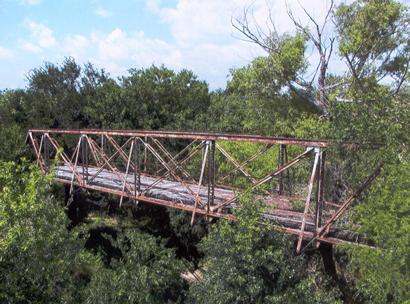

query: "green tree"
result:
(208, 55), (321, 136)
(0, 90), (29, 161)
(345, 163), (410, 303)
(233, 0), (409, 113)
(188, 200), (341, 304)
(327, 3), (410, 301)
(335, 0), (409, 93)
(168, 209), (208, 265)
(84, 79), (127, 129)
(207, 92), (248, 132)
(85, 230), (186, 304)
(23, 57), (84, 128)
(0, 160), (97, 303)
(6, 57), (108, 130)
(120, 65), (210, 131)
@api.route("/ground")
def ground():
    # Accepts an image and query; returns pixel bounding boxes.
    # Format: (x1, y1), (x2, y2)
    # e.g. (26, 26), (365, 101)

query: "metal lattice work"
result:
(27, 129), (381, 251)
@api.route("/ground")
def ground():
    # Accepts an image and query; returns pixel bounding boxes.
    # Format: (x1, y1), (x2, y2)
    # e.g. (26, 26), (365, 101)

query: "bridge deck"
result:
(54, 165), (353, 243)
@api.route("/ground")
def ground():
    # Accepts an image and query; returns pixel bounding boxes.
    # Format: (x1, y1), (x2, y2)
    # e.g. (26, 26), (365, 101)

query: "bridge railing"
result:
(27, 129), (379, 251)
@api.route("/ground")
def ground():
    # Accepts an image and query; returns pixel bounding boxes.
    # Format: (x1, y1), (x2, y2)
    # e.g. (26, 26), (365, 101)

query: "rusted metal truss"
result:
(27, 129), (380, 251)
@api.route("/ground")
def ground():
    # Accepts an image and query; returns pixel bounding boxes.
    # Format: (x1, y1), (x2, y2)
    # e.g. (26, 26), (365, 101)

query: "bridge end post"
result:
(296, 148), (320, 254)
(133, 137), (141, 203)
(277, 144), (284, 195)
(80, 135), (89, 185)
(284, 145), (292, 196)
(314, 149), (326, 249)
(43, 133), (49, 173)
(143, 136), (148, 172)
(207, 140), (216, 215)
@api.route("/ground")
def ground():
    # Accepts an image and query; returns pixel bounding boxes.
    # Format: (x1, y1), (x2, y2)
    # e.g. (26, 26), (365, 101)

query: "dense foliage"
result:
(0, 0), (409, 303)
(189, 200), (341, 304)
(0, 160), (92, 303)
(345, 164), (410, 303)
(0, 161), (187, 303)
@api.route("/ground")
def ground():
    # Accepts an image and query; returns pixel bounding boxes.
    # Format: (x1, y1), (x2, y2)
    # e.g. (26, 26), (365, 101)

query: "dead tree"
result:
(232, 0), (336, 114)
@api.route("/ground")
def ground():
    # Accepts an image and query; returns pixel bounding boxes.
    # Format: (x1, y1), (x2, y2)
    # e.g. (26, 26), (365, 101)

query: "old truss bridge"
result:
(27, 129), (380, 252)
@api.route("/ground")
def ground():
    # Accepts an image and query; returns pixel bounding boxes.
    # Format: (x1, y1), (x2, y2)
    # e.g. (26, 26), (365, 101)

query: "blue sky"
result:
(0, 0), (361, 90)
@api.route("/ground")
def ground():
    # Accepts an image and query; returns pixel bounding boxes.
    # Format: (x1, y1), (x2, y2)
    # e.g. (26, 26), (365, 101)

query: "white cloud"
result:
(22, 20), (56, 53)
(142, 0), (347, 87)
(89, 28), (182, 77)
(82, 25), (262, 87)
(63, 34), (89, 58)
(20, 0), (41, 5)
(156, 0), (246, 45)
(145, 0), (161, 13)
(0, 46), (13, 58)
(152, 0), (341, 47)
(138, 0), (273, 85)
(20, 42), (42, 53)
(16, 1), (346, 89)
(95, 7), (113, 17)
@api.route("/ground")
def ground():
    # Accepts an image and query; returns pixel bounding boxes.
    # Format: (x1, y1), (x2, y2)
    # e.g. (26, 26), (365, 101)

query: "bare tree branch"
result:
(232, 0), (340, 114)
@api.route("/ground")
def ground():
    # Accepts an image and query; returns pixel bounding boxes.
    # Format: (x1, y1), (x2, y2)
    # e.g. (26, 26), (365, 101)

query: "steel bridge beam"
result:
(27, 129), (381, 250)
(28, 129), (328, 147)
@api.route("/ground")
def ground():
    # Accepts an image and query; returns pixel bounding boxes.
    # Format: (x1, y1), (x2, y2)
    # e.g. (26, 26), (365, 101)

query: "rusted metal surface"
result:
(27, 129), (380, 249)
(296, 149), (320, 253)
(29, 129), (328, 147)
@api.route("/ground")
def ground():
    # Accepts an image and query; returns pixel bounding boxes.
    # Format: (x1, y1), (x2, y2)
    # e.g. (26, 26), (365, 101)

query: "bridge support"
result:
(81, 135), (89, 185)
(133, 137), (141, 200)
(314, 150), (326, 248)
(26, 129), (381, 247)
(296, 148), (321, 253)
(277, 144), (284, 194)
(207, 140), (215, 213)
(43, 134), (49, 172)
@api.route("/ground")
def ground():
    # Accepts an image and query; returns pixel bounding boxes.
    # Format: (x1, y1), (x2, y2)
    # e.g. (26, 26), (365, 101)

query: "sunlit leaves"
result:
(0, 160), (96, 303)
(335, 0), (409, 88)
(189, 200), (341, 304)
(345, 164), (410, 303)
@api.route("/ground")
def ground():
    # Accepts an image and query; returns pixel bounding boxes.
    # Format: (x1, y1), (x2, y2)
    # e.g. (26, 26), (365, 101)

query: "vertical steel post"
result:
(201, 140), (206, 180)
(315, 150), (326, 247)
(81, 135), (88, 184)
(101, 134), (104, 152)
(277, 144), (284, 195)
(134, 137), (141, 198)
(120, 140), (134, 207)
(85, 137), (89, 180)
(296, 148), (320, 253)
(70, 137), (82, 195)
(284, 145), (292, 195)
(144, 136), (148, 172)
(43, 134), (49, 172)
(191, 142), (209, 225)
(207, 140), (216, 212)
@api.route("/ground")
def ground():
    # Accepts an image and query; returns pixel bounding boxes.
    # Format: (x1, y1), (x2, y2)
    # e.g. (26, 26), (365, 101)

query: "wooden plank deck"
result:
(54, 165), (361, 244)
(56, 165), (316, 228)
